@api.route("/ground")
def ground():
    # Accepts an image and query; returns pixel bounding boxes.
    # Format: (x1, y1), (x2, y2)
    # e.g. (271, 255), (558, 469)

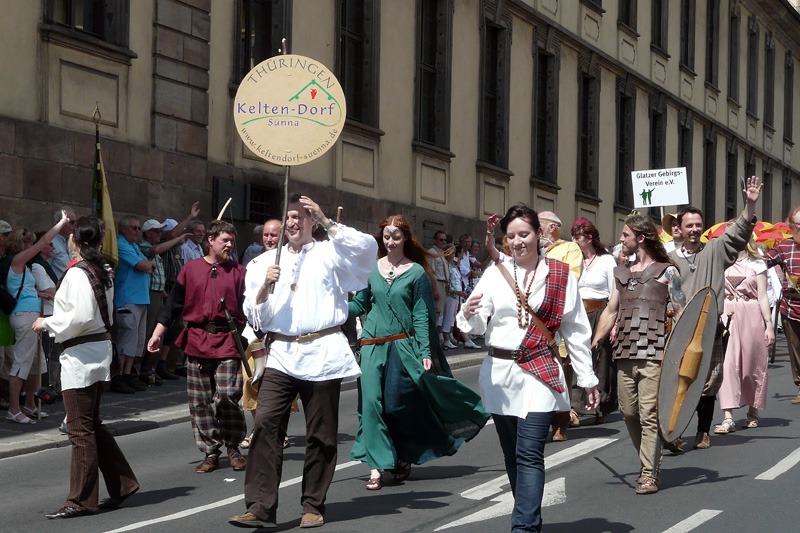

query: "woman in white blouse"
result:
(34, 217), (138, 519)
(571, 219), (618, 424)
(457, 204), (599, 533)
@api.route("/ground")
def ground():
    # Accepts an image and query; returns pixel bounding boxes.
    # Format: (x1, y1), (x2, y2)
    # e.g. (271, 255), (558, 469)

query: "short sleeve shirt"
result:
(114, 237), (150, 307)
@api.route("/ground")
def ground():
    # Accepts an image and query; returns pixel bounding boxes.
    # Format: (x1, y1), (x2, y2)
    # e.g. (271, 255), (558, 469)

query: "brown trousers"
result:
(62, 382), (139, 511)
(243, 368), (342, 520)
(782, 314), (800, 389)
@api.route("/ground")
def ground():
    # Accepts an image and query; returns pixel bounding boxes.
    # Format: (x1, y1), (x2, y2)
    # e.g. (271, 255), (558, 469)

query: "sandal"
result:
(5, 410), (36, 424)
(393, 462), (411, 481)
(240, 431), (253, 449)
(366, 475), (382, 491)
(22, 406), (48, 419)
(714, 418), (736, 434)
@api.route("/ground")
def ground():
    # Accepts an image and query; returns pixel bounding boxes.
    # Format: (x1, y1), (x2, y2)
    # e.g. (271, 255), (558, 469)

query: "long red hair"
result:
(375, 215), (437, 278)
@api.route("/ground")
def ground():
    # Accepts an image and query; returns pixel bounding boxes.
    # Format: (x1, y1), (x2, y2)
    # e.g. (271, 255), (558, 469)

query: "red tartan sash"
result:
(516, 258), (569, 392)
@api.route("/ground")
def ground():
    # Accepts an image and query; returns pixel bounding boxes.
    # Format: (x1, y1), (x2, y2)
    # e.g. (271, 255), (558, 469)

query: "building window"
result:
(47, 0), (130, 47)
(532, 50), (558, 183)
(479, 20), (510, 168)
(725, 143), (738, 221)
(578, 73), (599, 195)
(679, 115), (694, 194)
(651, 0), (668, 53)
(619, 0), (636, 29)
(338, 0), (380, 127)
(785, 52), (794, 143)
(415, 0), (453, 149)
(783, 173), (792, 220)
(728, 10), (740, 103)
(764, 35), (775, 129)
(706, 0), (720, 87)
(762, 170), (772, 221)
(237, 0), (292, 82)
(703, 130), (717, 223)
(746, 18), (759, 116)
(249, 185), (280, 224)
(680, 0), (695, 69)
(616, 78), (636, 208)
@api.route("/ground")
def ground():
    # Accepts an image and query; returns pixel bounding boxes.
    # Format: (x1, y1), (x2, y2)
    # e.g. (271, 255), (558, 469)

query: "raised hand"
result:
(743, 175), (763, 205)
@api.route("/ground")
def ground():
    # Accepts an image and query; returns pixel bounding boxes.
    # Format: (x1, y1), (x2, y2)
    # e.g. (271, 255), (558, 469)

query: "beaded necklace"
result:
(512, 258), (539, 327)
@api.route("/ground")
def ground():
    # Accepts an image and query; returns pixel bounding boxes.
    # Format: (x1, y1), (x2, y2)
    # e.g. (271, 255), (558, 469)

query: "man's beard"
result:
(218, 249), (231, 261)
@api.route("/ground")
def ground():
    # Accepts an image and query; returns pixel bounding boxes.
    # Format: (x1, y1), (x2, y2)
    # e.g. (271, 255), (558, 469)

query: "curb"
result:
(0, 352), (486, 460)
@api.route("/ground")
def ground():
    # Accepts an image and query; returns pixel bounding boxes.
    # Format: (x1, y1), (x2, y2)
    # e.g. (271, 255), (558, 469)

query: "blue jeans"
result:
(493, 412), (554, 533)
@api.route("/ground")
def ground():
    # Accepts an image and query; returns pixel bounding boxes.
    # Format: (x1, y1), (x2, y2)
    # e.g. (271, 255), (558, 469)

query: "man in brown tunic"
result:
(593, 215), (685, 495)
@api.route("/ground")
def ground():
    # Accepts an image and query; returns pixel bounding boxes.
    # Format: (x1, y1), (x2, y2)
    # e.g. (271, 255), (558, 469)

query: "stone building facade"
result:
(1, 0), (800, 251)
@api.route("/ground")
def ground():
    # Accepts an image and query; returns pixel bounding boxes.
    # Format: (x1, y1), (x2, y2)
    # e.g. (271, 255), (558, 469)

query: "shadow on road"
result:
(547, 517), (635, 532)
(663, 466), (745, 489)
(121, 485), (194, 508)
(326, 489), (452, 523)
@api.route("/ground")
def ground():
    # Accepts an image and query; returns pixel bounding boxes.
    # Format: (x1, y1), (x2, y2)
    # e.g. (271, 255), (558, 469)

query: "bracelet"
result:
(323, 219), (337, 231)
(486, 230), (494, 236)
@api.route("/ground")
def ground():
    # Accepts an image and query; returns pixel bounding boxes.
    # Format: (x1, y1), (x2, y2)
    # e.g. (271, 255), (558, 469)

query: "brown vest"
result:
(613, 262), (671, 360)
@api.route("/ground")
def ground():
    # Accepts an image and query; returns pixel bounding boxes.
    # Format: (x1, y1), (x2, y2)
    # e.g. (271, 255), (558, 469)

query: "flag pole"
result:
(92, 104), (102, 216)
(270, 38), (291, 295)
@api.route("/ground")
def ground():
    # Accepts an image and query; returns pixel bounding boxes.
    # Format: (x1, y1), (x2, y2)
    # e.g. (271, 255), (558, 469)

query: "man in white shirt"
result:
(178, 220), (205, 264)
(230, 194), (377, 529)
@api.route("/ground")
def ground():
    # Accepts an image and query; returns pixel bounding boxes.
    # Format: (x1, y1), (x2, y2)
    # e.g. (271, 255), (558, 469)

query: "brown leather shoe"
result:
(663, 438), (684, 454)
(635, 476), (659, 494)
(569, 409), (580, 427)
(300, 512), (324, 528)
(552, 426), (568, 441)
(228, 447), (247, 471)
(693, 431), (711, 449)
(195, 453), (220, 473)
(229, 511), (276, 528)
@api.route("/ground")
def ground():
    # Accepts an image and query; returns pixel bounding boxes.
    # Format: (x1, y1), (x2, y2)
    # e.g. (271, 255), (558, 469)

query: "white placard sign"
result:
(631, 167), (689, 208)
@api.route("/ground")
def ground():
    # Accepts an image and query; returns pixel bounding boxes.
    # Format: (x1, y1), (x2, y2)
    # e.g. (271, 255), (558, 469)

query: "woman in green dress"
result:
(349, 215), (489, 491)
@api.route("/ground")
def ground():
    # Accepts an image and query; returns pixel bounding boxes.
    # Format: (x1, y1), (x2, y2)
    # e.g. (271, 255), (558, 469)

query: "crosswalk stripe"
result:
(755, 446), (800, 480)
(661, 509), (722, 533)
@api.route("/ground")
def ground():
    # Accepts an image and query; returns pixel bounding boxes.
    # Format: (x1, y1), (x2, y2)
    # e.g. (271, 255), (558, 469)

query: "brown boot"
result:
(552, 426), (568, 441)
(195, 453), (219, 473)
(228, 447), (247, 471)
(635, 476), (659, 494)
(693, 431), (711, 449)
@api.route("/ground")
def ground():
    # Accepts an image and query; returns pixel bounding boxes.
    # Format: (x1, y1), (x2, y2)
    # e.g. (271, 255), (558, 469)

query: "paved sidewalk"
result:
(0, 345), (487, 459)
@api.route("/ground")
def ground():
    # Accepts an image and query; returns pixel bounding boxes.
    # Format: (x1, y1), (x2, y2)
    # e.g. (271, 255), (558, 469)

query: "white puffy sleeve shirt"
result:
(577, 254), (617, 301)
(41, 267), (114, 391)
(456, 260), (598, 417)
(243, 225), (378, 381)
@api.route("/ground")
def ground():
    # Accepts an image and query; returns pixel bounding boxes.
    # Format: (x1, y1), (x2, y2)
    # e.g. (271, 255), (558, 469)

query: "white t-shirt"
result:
(577, 254), (616, 301)
(30, 263), (56, 316)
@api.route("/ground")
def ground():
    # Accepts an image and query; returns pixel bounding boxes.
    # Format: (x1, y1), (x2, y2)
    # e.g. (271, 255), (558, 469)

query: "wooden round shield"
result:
(657, 286), (718, 442)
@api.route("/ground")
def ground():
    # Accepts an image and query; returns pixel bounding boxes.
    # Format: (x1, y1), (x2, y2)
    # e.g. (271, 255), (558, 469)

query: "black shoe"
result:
(45, 506), (96, 519)
(156, 366), (180, 380)
(125, 374), (147, 392)
(109, 375), (135, 394)
(99, 486), (139, 510)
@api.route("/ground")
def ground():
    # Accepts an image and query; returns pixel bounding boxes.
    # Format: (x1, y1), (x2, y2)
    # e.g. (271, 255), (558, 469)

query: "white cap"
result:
(142, 219), (167, 232)
(162, 218), (179, 232)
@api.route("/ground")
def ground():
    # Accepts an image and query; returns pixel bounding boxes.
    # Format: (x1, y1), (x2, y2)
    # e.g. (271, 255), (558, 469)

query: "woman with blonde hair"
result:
(715, 220), (775, 433)
(1, 211), (71, 423)
(349, 215), (489, 490)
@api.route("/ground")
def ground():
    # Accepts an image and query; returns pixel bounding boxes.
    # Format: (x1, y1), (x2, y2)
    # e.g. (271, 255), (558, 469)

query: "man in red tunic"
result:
(147, 220), (248, 473)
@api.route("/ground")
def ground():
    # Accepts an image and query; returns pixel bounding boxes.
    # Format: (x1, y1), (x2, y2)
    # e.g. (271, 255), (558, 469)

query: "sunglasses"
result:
(128, 225), (141, 231)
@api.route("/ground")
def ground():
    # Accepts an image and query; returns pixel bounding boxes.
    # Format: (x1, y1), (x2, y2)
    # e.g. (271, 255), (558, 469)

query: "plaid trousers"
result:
(187, 356), (246, 455)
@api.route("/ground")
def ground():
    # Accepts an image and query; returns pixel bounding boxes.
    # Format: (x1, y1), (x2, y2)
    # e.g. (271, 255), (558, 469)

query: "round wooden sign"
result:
(233, 54), (346, 166)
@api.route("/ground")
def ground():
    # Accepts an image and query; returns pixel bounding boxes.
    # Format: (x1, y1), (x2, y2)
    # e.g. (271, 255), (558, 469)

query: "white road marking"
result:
(661, 509), (722, 533)
(755, 446), (800, 480)
(437, 437), (617, 531)
(460, 437), (617, 500)
(104, 460), (361, 532)
(435, 477), (566, 531)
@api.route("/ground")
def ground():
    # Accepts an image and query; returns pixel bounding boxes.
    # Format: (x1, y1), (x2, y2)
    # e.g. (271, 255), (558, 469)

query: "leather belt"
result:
(489, 348), (521, 361)
(726, 295), (750, 301)
(60, 332), (111, 350)
(360, 332), (410, 346)
(582, 299), (608, 313)
(271, 325), (341, 344)
(188, 322), (232, 334)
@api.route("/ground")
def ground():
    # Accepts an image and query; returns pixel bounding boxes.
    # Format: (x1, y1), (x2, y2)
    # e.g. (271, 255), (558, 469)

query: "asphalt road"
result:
(4, 343), (800, 533)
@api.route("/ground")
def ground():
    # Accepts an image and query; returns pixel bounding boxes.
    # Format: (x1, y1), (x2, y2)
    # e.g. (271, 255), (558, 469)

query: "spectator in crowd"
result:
(242, 225), (265, 267)
(37, 216), (139, 519)
(0, 219), (10, 257)
(261, 219), (282, 252)
(456, 235), (480, 349)
(113, 215), (155, 394)
(441, 247), (464, 349)
(2, 211), (70, 423)
(662, 213), (683, 254)
(48, 207), (77, 280)
(0, 219), (11, 407)
(427, 230), (450, 341)
(137, 219), (190, 384)
(31, 232), (58, 389)
(179, 220), (206, 264)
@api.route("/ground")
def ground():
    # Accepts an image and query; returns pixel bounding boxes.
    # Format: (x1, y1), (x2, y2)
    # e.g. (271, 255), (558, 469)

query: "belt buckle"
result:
(296, 332), (319, 343)
(511, 349), (522, 362)
(204, 323), (217, 334)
